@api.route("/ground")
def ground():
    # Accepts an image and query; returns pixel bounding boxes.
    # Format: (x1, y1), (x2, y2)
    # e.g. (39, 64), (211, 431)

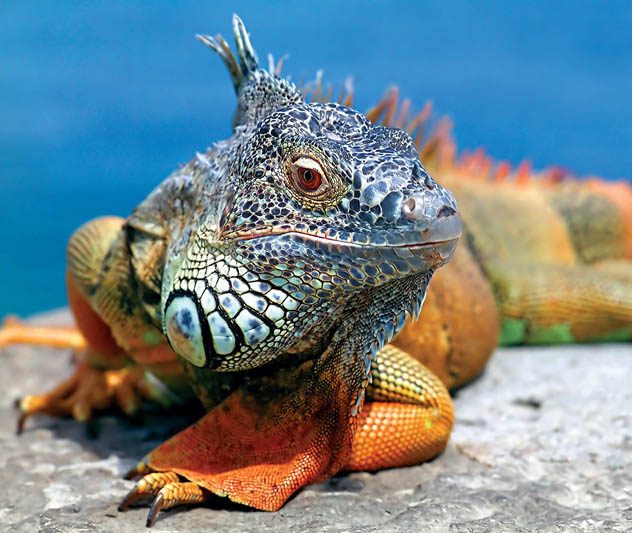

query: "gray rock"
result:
(1, 310), (631, 532)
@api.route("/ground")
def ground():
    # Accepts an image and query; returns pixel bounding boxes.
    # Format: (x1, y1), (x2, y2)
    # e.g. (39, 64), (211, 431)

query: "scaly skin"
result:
(1, 15), (631, 526)
(1, 17), (459, 526)
(382, 95), (632, 388)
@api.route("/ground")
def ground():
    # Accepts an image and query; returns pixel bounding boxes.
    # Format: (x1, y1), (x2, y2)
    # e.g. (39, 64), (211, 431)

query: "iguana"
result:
(1, 16), (631, 527)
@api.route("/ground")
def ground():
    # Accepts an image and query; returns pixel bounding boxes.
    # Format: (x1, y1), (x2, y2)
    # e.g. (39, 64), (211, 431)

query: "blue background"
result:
(1, 1), (631, 316)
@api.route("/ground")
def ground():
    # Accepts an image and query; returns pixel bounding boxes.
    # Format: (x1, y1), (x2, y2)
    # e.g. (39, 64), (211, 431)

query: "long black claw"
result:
(86, 418), (100, 439)
(16, 411), (27, 435)
(118, 485), (140, 512)
(146, 493), (164, 528)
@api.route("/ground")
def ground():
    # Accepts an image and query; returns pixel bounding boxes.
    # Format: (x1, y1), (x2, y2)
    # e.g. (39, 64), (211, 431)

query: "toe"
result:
(119, 471), (179, 511)
(145, 482), (205, 527)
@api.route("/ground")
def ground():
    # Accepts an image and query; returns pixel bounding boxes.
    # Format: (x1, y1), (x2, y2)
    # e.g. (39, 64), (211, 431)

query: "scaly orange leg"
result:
(118, 344), (453, 526)
(118, 390), (350, 525)
(347, 344), (454, 471)
(119, 350), (359, 526)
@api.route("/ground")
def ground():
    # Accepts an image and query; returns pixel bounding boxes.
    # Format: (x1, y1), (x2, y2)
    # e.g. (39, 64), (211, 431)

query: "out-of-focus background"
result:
(1, 1), (630, 316)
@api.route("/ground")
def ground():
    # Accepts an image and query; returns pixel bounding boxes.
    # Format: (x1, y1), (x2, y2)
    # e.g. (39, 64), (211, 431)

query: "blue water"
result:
(1, 1), (631, 316)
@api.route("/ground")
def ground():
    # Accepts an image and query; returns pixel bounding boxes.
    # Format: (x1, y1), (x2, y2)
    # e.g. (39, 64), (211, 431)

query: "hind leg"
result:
(492, 261), (632, 345)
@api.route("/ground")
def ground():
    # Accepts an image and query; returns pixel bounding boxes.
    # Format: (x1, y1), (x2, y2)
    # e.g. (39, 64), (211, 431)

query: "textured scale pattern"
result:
(156, 22), (460, 377)
(1, 13), (630, 528)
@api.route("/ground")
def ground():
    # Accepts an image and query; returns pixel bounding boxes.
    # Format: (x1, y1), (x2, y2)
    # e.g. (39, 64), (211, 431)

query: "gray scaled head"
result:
(161, 15), (462, 372)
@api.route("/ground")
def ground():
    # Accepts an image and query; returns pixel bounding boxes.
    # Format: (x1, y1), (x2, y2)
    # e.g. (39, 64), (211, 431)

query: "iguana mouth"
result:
(229, 214), (462, 251)
(235, 230), (459, 252)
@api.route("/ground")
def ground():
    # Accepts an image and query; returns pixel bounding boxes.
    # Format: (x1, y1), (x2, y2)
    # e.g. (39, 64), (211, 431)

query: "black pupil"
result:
(302, 169), (314, 182)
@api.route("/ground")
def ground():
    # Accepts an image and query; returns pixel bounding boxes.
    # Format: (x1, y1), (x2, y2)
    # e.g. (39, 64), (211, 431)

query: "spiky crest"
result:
(366, 87), (601, 186)
(197, 14), (302, 129)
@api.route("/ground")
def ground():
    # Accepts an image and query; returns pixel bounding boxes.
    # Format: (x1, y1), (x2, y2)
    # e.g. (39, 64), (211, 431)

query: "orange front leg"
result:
(347, 344), (454, 471)
(118, 345), (453, 526)
(119, 351), (361, 526)
(1, 216), (187, 430)
(16, 363), (146, 432)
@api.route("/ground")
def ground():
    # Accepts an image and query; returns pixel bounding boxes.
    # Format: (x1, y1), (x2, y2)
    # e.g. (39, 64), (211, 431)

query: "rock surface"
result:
(1, 310), (631, 532)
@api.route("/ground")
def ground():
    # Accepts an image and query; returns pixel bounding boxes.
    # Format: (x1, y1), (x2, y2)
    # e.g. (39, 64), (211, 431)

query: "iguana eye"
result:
(290, 157), (328, 196)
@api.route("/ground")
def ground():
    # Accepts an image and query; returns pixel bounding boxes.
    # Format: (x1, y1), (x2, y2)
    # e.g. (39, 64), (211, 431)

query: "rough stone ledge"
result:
(1, 310), (631, 532)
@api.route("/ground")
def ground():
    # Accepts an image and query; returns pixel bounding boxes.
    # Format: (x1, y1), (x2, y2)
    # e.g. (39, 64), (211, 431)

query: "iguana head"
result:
(162, 16), (461, 372)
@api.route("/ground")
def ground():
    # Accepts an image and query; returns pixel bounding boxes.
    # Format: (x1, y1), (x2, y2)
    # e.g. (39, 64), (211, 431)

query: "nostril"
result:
(403, 197), (416, 214)
(402, 196), (425, 221)
(437, 205), (456, 218)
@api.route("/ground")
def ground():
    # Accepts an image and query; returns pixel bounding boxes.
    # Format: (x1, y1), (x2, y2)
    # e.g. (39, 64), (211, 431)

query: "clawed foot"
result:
(17, 361), (147, 433)
(119, 464), (206, 527)
(113, 384), (349, 526)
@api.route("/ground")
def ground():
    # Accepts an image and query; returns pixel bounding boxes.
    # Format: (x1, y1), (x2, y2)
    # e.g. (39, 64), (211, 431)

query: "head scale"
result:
(161, 15), (461, 373)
